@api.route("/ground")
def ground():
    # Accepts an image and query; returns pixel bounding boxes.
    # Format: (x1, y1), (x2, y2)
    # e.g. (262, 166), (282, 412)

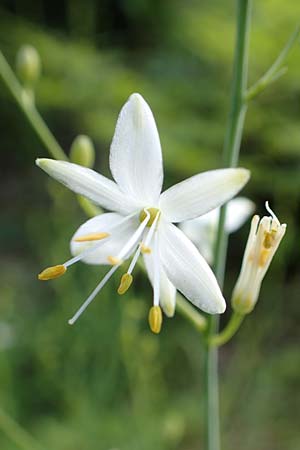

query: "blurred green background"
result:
(0, 1), (300, 449)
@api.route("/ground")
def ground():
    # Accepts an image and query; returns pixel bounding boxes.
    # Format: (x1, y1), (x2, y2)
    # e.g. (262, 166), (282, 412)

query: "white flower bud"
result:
(232, 203), (286, 314)
(70, 135), (95, 168)
(16, 45), (41, 85)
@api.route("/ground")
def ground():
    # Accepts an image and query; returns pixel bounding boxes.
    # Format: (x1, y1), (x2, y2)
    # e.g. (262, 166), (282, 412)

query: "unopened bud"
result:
(16, 45), (41, 85)
(232, 203), (286, 314)
(70, 135), (95, 168)
(148, 305), (163, 334)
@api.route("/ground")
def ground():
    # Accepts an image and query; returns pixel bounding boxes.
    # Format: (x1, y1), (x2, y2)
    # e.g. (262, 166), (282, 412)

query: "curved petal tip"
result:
(236, 167), (251, 185)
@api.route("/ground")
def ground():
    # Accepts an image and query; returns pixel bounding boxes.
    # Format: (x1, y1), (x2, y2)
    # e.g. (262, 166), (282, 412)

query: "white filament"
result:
(152, 232), (160, 306)
(68, 210), (151, 325)
(68, 264), (120, 325)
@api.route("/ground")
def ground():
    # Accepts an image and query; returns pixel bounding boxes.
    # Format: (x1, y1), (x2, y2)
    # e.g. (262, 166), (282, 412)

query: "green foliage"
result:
(0, 1), (299, 449)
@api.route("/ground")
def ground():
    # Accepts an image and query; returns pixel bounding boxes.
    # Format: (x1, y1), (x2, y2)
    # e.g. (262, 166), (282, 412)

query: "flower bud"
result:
(16, 45), (41, 85)
(232, 203), (286, 314)
(70, 135), (95, 168)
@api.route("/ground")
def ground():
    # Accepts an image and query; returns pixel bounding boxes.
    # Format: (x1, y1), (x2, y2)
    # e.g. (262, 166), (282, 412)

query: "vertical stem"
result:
(203, 1), (252, 450)
(0, 51), (67, 161)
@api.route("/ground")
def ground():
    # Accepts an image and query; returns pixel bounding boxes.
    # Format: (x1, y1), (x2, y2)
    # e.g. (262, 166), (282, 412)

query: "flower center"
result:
(139, 207), (160, 227)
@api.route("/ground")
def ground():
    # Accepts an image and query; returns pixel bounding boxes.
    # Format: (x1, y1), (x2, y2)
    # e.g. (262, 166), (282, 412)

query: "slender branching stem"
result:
(246, 25), (300, 101)
(203, 2), (252, 450)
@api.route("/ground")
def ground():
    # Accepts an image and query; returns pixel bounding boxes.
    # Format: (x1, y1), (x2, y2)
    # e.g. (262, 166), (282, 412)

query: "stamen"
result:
(152, 232), (160, 307)
(68, 264), (120, 325)
(117, 273), (133, 295)
(259, 248), (270, 267)
(65, 212), (139, 268)
(64, 239), (108, 268)
(117, 210), (150, 260)
(148, 305), (163, 334)
(73, 232), (110, 242)
(128, 245), (142, 274)
(265, 201), (279, 223)
(143, 211), (161, 249)
(140, 243), (151, 254)
(263, 230), (277, 249)
(68, 211), (151, 324)
(38, 264), (66, 280)
(107, 256), (122, 266)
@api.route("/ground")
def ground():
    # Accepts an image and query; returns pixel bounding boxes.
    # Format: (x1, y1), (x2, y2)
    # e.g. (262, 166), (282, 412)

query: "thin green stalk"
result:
(0, 407), (46, 450)
(209, 312), (245, 347)
(0, 51), (102, 218)
(203, 1), (252, 450)
(246, 25), (300, 101)
(0, 51), (67, 161)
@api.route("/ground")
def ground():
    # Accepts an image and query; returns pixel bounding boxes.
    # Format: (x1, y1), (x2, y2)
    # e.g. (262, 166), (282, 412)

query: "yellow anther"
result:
(107, 256), (122, 266)
(38, 264), (66, 281)
(139, 207), (160, 227)
(140, 243), (152, 254)
(148, 305), (163, 334)
(117, 273), (133, 295)
(263, 231), (276, 249)
(74, 232), (110, 242)
(259, 248), (270, 267)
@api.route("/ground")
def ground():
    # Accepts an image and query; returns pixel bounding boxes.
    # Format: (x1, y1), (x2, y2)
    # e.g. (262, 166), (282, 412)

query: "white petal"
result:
(143, 249), (176, 317)
(159, 221), (226, 314)
(109, 93), (163, 205)
(36, 159), (140, 215)
(159, 168), (250, 223)
(179, 218), (214, 264)
(225, 197), (255, 233)
(179, 197), (254, 264)
(70, 213), (138, 265)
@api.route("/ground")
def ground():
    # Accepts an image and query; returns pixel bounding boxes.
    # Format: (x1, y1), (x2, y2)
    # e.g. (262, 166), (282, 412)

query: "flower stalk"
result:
(246, 25), (300, 101)
(203, 1), (252, 450)
(0, 50), (102, 218)
(0, 50), (66, 161)
(209, 312), (245, 347)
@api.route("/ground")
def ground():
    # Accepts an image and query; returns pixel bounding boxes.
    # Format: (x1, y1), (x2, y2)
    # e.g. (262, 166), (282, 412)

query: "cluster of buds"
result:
(232, 202), (286, 314)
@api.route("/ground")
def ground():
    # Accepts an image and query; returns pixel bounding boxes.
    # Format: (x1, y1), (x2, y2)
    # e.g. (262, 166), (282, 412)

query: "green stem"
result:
(209, 312), (245, 347)
(0, 51), (67, 161)
(76, 195), (103, 217)
(246, 25), (300, 101)
(0, 407), (46, 450)
(203, 1), (252, 450)
(0, 51), (102, 218)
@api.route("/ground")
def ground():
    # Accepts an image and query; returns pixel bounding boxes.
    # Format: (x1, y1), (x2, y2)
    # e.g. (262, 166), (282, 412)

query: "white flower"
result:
(232, 202), (286, 314)
(180, 197), (255, 264)
(36, 93), (250, 331)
